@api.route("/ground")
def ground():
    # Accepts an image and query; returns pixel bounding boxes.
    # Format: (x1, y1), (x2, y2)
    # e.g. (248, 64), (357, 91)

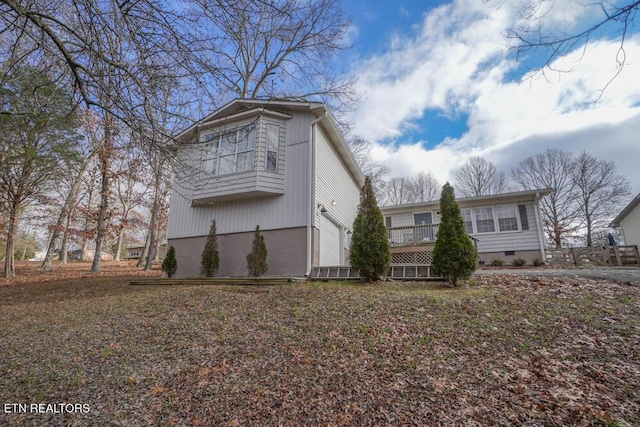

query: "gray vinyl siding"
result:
(314, 124), (361, 248)
(168, 116), (310, 238)
(381, 199), (544, 253)
(620, 202), (640, 247)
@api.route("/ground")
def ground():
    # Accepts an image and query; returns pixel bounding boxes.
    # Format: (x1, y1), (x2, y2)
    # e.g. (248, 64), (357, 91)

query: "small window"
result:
(266, 124), (279, 171)
(518, 205), (529, 230)
(385, 216), (392, 228)
(475, 207), (495, 233)
(504, 251), (515, 256)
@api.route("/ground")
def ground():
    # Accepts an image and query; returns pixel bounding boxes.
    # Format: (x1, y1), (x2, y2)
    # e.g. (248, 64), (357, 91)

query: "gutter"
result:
(533, 192), (546, 262)
(306, 109), (327, 276)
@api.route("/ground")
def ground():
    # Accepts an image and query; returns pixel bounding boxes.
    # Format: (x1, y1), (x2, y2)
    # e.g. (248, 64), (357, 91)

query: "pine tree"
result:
(350, 176), (391, 281)
(162, 246), (178, 278)
(432, 183), (477, 286)
(201, 219), (220, 277)
(246, 225), (268, 277)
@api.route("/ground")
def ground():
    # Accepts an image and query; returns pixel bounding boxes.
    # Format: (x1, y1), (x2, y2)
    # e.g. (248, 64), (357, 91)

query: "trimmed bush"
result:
(432, 183), (477, 286)
(490, 258), (504, 267)
(350, 176), (391, 282)
(162, 246), (177, 278)
(532, 257), (544, 267)
(247, 225), (268, 277)
(512, 257), (527, 267)
(201, 219), (220, 277)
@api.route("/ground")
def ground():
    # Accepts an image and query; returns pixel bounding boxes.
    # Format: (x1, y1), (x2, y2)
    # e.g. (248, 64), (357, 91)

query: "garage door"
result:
(319, 215), (341, 266)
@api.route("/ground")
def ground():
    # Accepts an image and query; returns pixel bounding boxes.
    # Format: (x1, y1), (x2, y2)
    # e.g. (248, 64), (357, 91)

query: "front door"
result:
(414, 212), (434, 241)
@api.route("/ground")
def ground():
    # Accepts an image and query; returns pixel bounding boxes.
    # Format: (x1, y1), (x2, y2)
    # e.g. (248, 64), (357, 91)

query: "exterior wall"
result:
(382, 198), (546, 261)
(620, 202), (640, 247)
(477, 250), (542, 265)
(313, 123), (361, 264)
(168, 227), (307, 277)
(168, 112), (312, 240)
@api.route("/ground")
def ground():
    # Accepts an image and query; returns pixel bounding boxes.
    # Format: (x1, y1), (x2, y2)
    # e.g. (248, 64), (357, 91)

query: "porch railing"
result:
(387, 224), (439, 247)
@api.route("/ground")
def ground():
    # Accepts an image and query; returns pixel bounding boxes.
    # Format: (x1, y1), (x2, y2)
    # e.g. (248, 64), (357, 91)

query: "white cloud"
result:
(350, 0), (640, 193)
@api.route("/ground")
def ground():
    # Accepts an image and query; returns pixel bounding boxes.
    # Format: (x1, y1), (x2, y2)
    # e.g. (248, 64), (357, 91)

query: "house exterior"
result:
(610, 193), (640, 248)
(380, 189), (552, 266)
(167, 99), (364, 277)
(124, 244), (167, 260)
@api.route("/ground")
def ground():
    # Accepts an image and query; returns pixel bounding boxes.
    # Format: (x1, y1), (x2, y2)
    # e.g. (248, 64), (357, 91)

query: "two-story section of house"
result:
(167, 99), (364, 277)
(380, 189), (552, 265)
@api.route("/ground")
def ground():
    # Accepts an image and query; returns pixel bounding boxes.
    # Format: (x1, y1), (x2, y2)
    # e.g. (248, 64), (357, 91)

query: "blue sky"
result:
(340, 0), (640, 194)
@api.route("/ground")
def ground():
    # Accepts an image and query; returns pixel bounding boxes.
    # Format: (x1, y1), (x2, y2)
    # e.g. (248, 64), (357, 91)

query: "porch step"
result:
(311, 264), (440, 280)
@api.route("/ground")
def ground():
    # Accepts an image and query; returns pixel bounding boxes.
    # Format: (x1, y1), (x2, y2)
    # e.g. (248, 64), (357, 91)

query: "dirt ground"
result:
(0, 260), (162, 287)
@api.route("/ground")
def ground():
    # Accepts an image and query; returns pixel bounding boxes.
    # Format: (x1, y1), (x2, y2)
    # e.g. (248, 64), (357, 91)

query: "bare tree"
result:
(572, 151), (631, 247)
(0, 67), (79, 277)
(454, 156), (506, 198)
(410, 172), (441, 203)
(506, 1), (640, 94)
(381, 177), (414, 206)
(347, 136), (388, 195)
(190, 0), (357, 113)
(511, 149), (581, 248)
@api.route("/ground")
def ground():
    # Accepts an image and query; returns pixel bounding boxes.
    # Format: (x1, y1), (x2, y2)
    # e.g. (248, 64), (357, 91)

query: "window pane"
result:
(220, 132), (236, 155)
(496, 205), (518, 232)
(236, 151), (254, 172)
(237, 127), (255, 152)
(518, 205), (529, 230)
(266, 151), (277, 171)
(266, 124), (279, 171)
(219, 155), (235, 175)
(475, 207), (495, 233)
(461, 209), (473, 234)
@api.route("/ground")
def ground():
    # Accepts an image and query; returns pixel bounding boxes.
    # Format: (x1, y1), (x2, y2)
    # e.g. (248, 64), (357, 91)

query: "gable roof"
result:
(610, 193), (640, 227)
(380, 188), (553, 213)
(176, 98), (364, 187)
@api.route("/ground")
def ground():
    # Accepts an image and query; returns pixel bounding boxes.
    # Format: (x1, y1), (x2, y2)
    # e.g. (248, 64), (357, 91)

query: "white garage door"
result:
(319, 215), (341, 266)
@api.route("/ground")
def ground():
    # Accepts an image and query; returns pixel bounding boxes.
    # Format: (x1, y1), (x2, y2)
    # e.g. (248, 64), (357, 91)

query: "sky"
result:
(341, 0), (640, 195)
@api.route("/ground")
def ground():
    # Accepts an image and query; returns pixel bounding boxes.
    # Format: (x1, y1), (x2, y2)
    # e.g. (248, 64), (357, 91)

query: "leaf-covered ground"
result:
(0, 275), (638, 426)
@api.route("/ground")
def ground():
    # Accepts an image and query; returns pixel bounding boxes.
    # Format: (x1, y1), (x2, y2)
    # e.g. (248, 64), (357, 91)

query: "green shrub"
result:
(201, 219), (220, 277)
(512, 257), (527, 267)
(489, 258), (504, 267)
(432, 183), (477, 286)
(162, 246), (177, 278)
(532, 257), (544, 267)
(247, 225), (267, 277)
(350, 176), (391, 282)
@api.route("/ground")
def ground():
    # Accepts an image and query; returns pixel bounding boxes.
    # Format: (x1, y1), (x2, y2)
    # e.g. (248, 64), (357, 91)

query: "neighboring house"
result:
(68, 249), (114, 261)
(610, 193), (640, 248)
(125, 244), (167, 260)
(380, 189), (552, 265)
(167, 99), (364, 277)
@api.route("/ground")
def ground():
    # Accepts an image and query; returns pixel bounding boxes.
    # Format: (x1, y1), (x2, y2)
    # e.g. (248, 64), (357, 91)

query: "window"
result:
(496, 205), (519, 231)
(266, 124), (279, 171)
(518, 205), (529, 230)
(201, 124), (256, 176)
(461, 209), (473, 234)
(385, 216), (392, 228)
(474, 207), (496, 233)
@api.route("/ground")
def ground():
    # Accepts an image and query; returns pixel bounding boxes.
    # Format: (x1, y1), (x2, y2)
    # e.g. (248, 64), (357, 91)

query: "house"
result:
(124, 244), (167, 260)
(380, 189), (552, 266)
(167, 99), (364, 277)
(67, 249), (114, 261)
(610, 193), (640, 248)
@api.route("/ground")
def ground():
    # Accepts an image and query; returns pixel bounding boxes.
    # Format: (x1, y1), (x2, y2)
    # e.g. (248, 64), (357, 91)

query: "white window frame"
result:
(461, 204), (522, 235)
(265, 123), (279, 172)
(495, 204), (520, 232)
(200, 124), (256, 177)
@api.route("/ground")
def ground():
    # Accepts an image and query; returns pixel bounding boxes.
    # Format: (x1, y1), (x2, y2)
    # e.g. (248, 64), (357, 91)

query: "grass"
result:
(0, 275), (639, 426)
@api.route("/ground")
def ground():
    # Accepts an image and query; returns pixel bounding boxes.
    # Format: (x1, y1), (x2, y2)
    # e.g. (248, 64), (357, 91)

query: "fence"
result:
(546, 245), (639, 266)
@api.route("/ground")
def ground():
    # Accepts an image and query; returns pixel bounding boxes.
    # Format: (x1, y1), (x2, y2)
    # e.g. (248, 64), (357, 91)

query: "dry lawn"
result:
(0, 274), (638, 426)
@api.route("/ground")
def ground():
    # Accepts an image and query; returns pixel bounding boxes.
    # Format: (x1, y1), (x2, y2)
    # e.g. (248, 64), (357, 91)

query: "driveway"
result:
(475, 266), (640, 284)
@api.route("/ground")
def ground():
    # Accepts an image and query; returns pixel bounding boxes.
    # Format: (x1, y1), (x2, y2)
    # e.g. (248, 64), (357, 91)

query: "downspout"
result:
(306, 109), (327, 276)
(533, 192), (546, 262)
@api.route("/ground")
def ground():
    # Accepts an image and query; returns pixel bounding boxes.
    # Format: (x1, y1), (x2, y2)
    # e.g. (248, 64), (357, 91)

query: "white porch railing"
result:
(387, 224), (439, 247)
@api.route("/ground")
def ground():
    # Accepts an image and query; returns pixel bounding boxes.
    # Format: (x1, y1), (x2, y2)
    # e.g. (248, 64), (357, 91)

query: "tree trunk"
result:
(3, 204), (20, 278)
(115, 227), (125, 262)
(137, 230), (151, 268)
(144, 172), (162, 271)
(90, 119), (113, 274)
(60, 212), (72, 264)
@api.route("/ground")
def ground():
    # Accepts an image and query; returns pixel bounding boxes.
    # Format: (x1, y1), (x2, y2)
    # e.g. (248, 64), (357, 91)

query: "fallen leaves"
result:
(0, 275), (638, 426)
